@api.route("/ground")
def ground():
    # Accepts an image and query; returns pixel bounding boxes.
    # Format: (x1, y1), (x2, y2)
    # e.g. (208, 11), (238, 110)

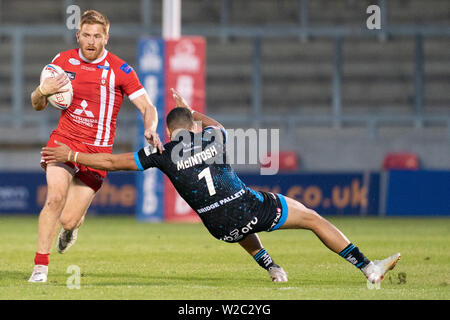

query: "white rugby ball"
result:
(40, 64), (73, 110)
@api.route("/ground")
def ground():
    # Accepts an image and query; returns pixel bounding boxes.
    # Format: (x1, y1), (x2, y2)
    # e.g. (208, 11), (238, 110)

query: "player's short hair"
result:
(166, 107), (195, 131)
(79, 10), (110, 34)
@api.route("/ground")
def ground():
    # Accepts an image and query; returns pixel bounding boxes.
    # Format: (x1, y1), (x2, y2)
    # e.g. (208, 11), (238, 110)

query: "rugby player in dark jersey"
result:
(42, 89), (401, 284)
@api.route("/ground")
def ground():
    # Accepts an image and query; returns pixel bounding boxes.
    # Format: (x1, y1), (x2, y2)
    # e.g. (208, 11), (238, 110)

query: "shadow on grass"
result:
(0, 270), (33, 282)
(1, 269), (346, 289)
(79, 272), (247, 287)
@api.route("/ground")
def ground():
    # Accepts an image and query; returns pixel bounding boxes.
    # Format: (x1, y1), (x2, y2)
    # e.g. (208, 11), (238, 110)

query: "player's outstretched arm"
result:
(42, 141), (138, 172)
(170, 88), (225, 130)
(131, 93), (163, 153)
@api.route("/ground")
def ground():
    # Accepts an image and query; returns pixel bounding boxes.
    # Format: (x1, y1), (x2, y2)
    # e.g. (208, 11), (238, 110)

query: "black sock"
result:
(253, 248), (276, 270)
(339, 243), (370, 269)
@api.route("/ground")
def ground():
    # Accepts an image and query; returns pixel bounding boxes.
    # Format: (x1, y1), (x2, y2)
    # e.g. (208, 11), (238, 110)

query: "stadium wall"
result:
(1, 170), (448, 216)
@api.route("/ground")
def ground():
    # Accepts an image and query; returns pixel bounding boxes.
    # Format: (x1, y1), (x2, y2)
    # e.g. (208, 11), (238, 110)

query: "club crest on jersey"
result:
(120, 63), (133, 74)
(100, 77), (107, 85)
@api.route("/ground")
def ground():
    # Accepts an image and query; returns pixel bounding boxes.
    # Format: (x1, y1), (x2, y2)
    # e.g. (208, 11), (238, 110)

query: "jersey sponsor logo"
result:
(197, 189), (245, 214)
(73, 99), (94, 118)
(219, 217), (258, 242)
(120, 63), (133, 74)
(70, 114), (98, 128)
(81, 65), (96, 71)
(97, 65), (110, 70)
(197, 202), (220, 214)
(65, 71), (76, 80)
(268, 208), (282, 231)
(69, 58), (80, 65)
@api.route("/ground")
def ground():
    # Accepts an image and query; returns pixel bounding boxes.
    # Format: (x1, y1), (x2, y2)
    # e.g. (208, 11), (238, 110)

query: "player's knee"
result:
(59, 215), (79, 230)
(299, 206), (324, 230)
(44, 193), (66, 212)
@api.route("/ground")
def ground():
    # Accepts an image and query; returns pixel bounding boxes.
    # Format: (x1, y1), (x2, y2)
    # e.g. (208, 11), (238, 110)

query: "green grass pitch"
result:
(0, 215), (449, 300)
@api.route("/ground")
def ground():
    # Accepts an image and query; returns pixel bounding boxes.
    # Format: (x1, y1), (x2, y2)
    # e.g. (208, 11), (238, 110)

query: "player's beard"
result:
(81, 45), (104, 62)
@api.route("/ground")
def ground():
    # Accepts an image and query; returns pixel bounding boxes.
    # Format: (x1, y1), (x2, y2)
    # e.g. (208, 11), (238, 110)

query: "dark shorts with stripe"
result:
(200, 190), (289, 243)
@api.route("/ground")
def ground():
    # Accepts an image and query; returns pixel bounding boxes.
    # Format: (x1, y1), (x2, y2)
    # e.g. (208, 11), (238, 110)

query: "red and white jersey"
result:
(51, 48), (146, 147)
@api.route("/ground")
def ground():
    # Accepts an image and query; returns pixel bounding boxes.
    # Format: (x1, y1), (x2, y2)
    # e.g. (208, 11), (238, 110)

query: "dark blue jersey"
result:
(134, 126), (281, 242)
(134, 126), (257, 210)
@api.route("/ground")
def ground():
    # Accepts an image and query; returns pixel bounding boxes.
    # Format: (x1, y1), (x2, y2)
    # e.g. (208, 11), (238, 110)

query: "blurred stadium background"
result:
(0, 0), (449, 218)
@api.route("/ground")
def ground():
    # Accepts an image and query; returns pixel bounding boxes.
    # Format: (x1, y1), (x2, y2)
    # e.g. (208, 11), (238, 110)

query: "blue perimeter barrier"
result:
(0, 170), (448, 216)
(239, 172), (380, 216)
(385, 170), (450, 216)
(0, 171), (136, 215)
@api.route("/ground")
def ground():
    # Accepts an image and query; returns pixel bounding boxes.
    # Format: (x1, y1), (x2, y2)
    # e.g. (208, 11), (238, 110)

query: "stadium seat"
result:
(382, 152), (420, 170)
(261, 151), (299, 172)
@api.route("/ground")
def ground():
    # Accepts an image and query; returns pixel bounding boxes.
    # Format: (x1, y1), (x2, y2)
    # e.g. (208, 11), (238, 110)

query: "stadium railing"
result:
(0, 0), (449, 143)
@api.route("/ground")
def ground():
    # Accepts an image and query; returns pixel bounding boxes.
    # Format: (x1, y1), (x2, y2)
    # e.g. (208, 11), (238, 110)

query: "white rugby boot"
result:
(362, 252), (401, 284)
(268, 265), (288, 282)
(57, 227), (78, 254)
(28, 265), (48, 283)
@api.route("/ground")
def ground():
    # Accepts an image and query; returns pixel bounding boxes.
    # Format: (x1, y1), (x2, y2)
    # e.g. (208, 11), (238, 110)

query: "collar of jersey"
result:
(78, 48), (108, 64)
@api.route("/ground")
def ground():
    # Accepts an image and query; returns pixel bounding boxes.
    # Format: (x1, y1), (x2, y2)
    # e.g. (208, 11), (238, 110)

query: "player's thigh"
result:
(44, 164), (74, 210)
(279, 196), (323, 230)
(60, 177), (96, 227)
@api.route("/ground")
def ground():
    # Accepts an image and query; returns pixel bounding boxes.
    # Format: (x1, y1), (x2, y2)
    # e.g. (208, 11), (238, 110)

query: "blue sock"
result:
(339, 243), (370, 269)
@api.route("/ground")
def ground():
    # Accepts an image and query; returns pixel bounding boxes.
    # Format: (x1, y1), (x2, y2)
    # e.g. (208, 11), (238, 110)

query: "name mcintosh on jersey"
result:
(176, 145), (219, 171)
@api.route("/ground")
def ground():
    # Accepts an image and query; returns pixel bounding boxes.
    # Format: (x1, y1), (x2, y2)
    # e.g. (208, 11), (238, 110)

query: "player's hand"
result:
(39, 73), (70, 96)
(144, 130), (163, 154)
(170, 88), (192, 111)
(41, 140), (71, 163)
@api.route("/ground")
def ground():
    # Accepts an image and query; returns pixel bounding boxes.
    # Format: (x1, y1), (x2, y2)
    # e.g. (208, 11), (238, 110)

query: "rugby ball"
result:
(40, 64), (73, 110)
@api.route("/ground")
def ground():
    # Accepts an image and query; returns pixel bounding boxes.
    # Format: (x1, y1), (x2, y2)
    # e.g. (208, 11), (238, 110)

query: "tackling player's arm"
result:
(121, 63), (163, 153)
(131, 93), (158, 132)
(170, 88), (224, 130)
(42, 141), (138, 171)
(130, 93), (163, 153)
(31, 73), (70, 111)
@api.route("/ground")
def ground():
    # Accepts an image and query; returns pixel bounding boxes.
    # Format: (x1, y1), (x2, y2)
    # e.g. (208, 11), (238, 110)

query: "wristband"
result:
(38, 85), (48, 97)
(68, 150), (73, 162)
(74, 152), (79, 164)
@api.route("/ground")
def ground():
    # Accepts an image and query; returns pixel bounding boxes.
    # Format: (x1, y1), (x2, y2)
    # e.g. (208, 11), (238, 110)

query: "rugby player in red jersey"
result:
(29, 10), (162, 282)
